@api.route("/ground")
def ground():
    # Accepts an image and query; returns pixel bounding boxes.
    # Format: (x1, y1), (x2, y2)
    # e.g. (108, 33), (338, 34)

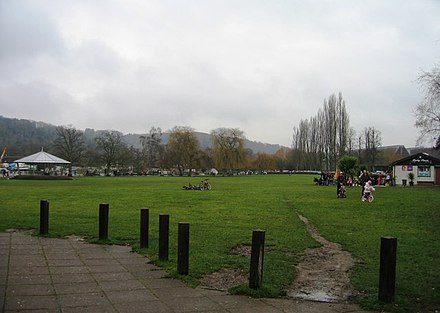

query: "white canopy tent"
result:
(13, 148), (71, 177)
(14, 148), (70, 165)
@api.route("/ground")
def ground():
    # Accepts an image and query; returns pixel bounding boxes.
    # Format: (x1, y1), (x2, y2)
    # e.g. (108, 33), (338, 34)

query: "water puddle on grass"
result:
(287, 214), (359, 303)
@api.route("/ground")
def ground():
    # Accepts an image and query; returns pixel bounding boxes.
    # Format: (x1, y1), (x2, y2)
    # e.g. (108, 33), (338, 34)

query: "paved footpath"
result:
(0, 231), (375, 313)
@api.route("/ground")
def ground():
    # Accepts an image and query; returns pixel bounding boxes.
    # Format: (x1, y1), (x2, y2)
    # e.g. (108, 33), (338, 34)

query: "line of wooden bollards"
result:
(38, 199), (397, 301)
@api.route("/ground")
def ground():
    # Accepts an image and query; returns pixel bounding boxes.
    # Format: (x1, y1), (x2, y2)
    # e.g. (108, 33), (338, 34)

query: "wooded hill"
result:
(0, 115), (285, 159)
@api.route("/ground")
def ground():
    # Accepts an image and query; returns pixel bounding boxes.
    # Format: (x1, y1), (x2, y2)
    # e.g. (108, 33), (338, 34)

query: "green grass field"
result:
(0, 175), (438, 312)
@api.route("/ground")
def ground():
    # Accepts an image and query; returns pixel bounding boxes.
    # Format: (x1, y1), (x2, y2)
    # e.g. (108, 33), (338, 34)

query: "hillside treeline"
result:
(0, 116), (291, 175)
(0, 116), (282, 156)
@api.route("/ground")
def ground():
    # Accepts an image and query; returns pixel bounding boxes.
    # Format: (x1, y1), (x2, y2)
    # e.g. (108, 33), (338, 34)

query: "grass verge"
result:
(0, 175), (438, 312)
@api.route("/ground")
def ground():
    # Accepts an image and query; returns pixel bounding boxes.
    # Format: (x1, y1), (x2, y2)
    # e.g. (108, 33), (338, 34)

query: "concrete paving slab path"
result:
(0, 231), (376, 313)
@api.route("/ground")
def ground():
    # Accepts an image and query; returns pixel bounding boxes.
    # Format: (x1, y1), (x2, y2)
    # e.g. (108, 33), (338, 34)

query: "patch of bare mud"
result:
(231, 244), (274, 256)
(199, 219), (359, 303)
(199, 268), (248, 291)
(199, 245), (250, 291)
(231, 244), (251, 256)
(287, 214), (359, 303)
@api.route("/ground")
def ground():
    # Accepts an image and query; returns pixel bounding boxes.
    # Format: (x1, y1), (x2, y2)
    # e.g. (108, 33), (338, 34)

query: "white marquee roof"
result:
(14, 148), (70, 164)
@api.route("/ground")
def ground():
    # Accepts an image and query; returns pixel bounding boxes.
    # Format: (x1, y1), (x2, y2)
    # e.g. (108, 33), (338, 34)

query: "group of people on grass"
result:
(182, 179), (212, 191)
(335, 169), (375, 202)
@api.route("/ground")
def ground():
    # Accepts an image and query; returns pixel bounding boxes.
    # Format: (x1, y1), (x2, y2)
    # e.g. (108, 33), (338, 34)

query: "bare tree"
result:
(291, 92), (350, 171)
(52, 126), (85, 175)
(323, 95), (338, 170)
(346, 127), (357, 156)
(292, 118), (309, 170)
(128, 146), (143, 174)
(139, 127), (163, 172)
(197, 148), (214, 172)
(273, 147), (291, 171)
(415, 64), (440, 148)
(166, 126), (200, 176)
(363, 127), (382, 170)
(337, 93), (349, 159)
(357, 134), (363, 165)
(95, 131), (126, 175)
(211, 127), (246, 174)
(252, 152), (275, 173)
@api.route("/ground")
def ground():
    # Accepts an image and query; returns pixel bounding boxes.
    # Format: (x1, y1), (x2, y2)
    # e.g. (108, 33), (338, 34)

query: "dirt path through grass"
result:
(287, 213), (359, 303)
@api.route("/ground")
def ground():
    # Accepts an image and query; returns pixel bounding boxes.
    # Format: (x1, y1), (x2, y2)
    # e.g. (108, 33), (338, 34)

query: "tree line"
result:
(54, 91), (384, 176)
(0, 116), (296, 175)
(52, 125), (290, 176)
(1, 96), (385, 175)
(291, 92), (382, 171)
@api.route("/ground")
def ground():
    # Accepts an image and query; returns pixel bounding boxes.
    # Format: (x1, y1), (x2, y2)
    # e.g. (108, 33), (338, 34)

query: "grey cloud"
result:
(0, 0), (439, 147)
(0, 1), (64, 60)
(69, 40), (127, 79)
(0, 81), (77, 123)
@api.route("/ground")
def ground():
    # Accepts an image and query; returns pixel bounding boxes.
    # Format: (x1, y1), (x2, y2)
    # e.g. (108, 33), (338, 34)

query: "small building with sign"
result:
(391, 152), (440, 186)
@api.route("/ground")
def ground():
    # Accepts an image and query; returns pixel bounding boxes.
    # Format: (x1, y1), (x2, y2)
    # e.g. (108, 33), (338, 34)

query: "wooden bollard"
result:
(249, 229), (265, 289)
(99, 203), (109, 240)
(159, 214), (170, 261)
(379, 237), (397, 302)
(140, 208), (149, 248)
(39, 200), (49, 235)
(177, 222), (190, 275)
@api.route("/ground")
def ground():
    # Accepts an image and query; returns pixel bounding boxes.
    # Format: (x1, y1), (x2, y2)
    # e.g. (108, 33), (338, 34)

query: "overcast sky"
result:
(1, 0), (439, 147)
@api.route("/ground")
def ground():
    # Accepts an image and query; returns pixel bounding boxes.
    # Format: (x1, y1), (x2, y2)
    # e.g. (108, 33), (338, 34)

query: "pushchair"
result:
(337, 184), (347, 198)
